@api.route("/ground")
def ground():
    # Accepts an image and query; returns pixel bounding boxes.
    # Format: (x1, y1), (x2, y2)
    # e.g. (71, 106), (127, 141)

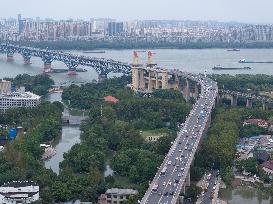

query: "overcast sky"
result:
(1, 0), (273, 23)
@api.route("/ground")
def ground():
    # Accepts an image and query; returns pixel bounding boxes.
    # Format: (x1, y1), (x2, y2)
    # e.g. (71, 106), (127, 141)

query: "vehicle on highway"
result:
(152, 183), (159, 192)
(160, 166), (167, 176)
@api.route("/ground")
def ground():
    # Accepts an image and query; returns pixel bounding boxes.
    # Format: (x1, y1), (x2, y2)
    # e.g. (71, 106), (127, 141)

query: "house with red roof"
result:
(104, 96), (119, 104)
(261, 160), (273, 175)
(243, 119), (269, 129)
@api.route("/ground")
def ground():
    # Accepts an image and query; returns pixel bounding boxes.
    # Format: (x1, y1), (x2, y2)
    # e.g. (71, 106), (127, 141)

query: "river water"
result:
(1, 49), (273, 84)
(219, 187), (273, 204)
(1, 48), (273, 200)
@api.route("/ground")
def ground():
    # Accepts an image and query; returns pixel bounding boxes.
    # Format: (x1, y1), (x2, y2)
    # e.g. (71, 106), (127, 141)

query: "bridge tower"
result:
(131, 51), (145, 91)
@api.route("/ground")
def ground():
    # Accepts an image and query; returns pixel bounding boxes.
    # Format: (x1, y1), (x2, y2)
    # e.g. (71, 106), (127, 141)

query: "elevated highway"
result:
(141, 72), (218, 204)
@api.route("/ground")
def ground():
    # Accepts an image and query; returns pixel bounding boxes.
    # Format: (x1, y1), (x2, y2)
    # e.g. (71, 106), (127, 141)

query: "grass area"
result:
(113, 175), (139, 189)
(139, 128), (169, 138)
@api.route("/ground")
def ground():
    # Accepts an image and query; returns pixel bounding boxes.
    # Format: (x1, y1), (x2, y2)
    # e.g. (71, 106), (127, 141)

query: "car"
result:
(181, 168), (184, 171)
(178, 173), (182, 177)
(185, 147), (188, 150)
(176, 157), (179, 160)
(170, 191), (174, 196)
(168, 161), (172, 165)
(168, 181), (172, 185)
(163, 182), (166, 186)
(164, 192), (168, 196)
(175, 179), (179, 183)
(179, 149), (182, 152)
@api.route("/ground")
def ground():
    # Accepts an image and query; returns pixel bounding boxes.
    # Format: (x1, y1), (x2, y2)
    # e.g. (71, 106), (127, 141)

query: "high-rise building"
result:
(107, 22), (124, 36)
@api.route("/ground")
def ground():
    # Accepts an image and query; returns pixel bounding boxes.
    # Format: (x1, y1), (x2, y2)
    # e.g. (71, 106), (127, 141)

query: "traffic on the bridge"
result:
(141, 73), (218, 204)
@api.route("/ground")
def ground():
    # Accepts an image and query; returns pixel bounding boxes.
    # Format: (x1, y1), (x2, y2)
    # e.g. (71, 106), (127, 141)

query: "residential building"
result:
(243, 119), (269, 129)
(261, 160), (273, 176)
(0, 80), (11, 95)
(0, 181), (39, 204)
(100, 188), (138, 204)
(0, 86), (41, 111)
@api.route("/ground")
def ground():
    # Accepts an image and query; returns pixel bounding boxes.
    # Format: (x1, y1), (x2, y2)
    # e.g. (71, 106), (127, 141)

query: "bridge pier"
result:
(183, 79), (190, 102)
(67, 68), (77, 76)
(22, 53), (32, 65)
(42, 55), (54, 73)
(246, 98), (253, 108)
(43, 62), (53, 73)
(7, 52), (14, 62)
(231, 95), (238, 107)
(65, 60), (79, 76)
(98, 74), (107, 83)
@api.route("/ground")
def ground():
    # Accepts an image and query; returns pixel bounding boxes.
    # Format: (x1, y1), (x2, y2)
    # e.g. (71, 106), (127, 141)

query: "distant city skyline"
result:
(1, 0), (273, 24)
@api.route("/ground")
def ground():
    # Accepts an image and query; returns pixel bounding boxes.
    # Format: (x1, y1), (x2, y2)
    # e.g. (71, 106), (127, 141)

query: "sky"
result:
(1, 0), (273, 24)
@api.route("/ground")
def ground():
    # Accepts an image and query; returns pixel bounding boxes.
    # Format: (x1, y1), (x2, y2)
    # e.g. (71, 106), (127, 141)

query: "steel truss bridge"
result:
(0, 43), (131, 78)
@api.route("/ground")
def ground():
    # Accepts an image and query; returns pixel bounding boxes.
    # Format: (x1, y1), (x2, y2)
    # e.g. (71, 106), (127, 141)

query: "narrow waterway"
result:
(44, 92), (115, 176)
(219, 187), (273, 204)
(44, 92), (81, 175)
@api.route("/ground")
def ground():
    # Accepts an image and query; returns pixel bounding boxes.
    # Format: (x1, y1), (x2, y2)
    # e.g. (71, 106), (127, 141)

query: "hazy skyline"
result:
(1, 0), (273, 24)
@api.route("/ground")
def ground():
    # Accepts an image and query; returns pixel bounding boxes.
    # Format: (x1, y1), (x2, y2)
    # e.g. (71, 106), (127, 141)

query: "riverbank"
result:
(14, 40), (273, 51)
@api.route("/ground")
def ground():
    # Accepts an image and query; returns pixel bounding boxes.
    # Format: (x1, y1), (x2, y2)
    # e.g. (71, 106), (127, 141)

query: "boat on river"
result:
(82, 51), (106, 54)
(41, 146), (57, 160)
(212, 65), (251, 70)
(227, 48), (240, 51)
(239, 59), (273, 63)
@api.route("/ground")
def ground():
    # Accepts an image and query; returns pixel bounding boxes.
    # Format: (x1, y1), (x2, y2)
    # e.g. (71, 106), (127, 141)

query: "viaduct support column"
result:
(246, 98), (253, 108)
(183, 79), (190, 102)
(231, 95), (238, 107)
(262, 101), (269, 111)
(194, 83), (199, 99)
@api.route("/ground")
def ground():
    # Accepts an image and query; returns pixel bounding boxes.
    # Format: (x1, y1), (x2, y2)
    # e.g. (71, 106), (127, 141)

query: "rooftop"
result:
(261, 160), (273, 171)
(106, 188), (138, 196)
(0, 91), (41, 100)
(104, 96), (119, 104)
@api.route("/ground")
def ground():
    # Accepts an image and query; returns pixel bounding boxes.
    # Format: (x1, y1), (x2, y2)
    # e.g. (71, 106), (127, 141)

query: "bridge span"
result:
(141, 72), (218, 204)
(0, 43), (131, 80)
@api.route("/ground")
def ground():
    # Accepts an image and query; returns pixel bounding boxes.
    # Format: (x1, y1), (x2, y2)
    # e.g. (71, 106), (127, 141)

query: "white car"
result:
(168, 161), (172, 165)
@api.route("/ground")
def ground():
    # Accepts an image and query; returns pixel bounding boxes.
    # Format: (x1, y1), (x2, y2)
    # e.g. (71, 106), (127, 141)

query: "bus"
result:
(152, 183), (159, 192)
(160, 166), (167, 176)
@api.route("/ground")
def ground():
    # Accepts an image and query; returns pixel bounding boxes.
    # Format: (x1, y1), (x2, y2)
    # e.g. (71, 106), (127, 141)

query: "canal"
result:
(44, 92), (81, 175)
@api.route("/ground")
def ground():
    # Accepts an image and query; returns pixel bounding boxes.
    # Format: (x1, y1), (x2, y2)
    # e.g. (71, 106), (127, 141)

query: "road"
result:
(200, 171), (218, 204)
(141, 72), (218, 204)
